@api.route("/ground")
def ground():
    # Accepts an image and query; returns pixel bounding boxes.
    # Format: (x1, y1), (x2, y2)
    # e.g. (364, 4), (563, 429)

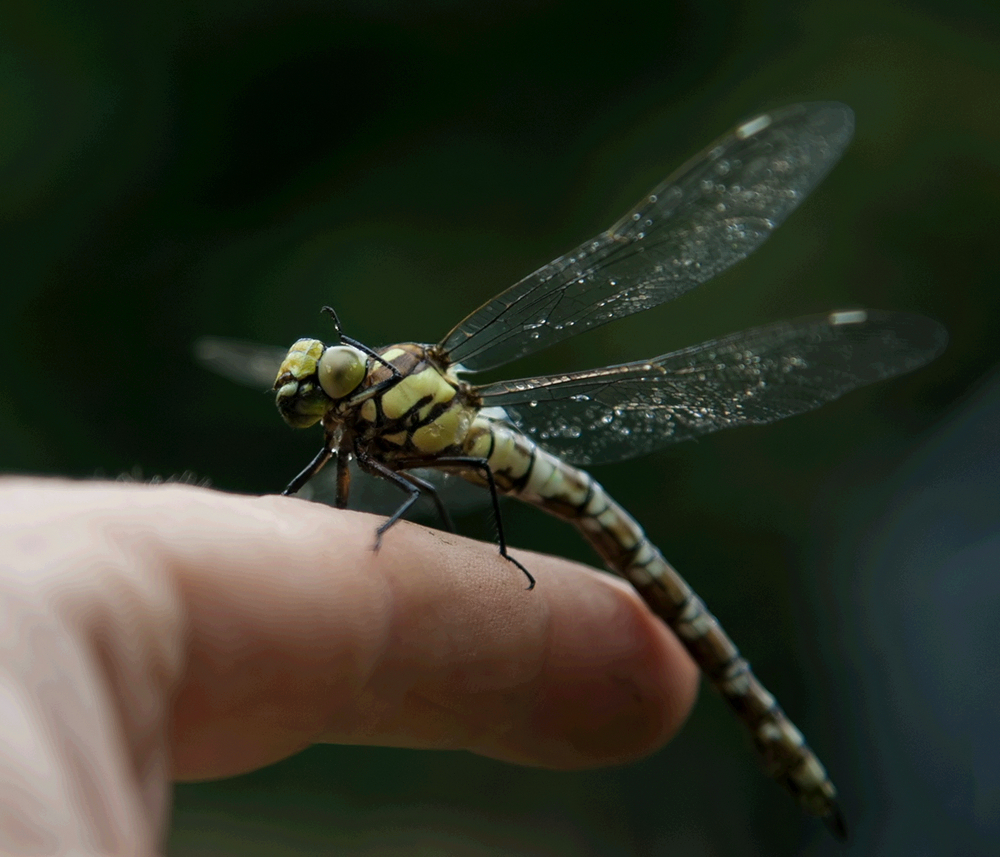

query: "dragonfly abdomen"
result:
(467, 417), (843, 833)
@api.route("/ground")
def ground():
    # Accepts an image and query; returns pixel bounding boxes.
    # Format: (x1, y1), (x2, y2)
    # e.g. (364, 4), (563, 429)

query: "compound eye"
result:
(317, 345), (367, 400)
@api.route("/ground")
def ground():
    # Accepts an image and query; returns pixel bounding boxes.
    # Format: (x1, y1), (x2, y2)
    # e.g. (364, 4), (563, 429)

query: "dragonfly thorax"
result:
(345, 343), (480, 459)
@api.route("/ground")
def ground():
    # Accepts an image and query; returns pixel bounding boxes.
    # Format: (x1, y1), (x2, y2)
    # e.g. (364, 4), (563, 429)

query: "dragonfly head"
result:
(273, 339), (367, 428)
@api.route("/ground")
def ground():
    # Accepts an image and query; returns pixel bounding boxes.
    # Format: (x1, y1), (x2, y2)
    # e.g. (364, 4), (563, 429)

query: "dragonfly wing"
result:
(194, 335), (289, 389)
(476, 311), (946, 466)
(438, 103), (854, 373)
(301, 459), (490, 517)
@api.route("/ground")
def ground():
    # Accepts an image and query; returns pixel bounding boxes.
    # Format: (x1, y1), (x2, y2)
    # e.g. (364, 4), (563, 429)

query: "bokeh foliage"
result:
(2, 1), (997, 854)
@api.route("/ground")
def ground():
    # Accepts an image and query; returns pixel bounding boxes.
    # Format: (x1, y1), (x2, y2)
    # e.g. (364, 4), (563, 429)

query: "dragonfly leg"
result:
(398, 471), (457, 533)
(283, 444), (334, 495)
(410, 455), (534, 590)
(335, 446), (351, 509)
(355, 451), (423, 551)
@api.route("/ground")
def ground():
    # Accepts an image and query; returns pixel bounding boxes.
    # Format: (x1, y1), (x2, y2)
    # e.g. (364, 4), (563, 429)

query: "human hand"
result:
(0, 478), (698, 854)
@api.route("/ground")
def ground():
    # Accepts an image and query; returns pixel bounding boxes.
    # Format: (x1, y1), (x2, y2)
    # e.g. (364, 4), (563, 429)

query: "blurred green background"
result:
(2, 0), (999, 855)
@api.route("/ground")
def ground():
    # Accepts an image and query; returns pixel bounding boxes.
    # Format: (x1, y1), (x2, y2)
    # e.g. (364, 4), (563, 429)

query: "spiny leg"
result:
(398, 471), (457, 533)
(283, 444), (334, 496)
(335, 445), (351, 509)
(408, 455), (534, 590)
(354, 450), (424, 551)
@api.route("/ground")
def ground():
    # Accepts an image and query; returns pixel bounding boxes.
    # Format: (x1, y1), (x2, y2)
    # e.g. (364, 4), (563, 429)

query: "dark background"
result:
(3, 1), (998, 855)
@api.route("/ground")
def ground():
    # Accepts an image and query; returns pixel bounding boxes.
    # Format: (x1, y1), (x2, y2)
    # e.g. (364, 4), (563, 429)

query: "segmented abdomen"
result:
(463, 414), (843, 831)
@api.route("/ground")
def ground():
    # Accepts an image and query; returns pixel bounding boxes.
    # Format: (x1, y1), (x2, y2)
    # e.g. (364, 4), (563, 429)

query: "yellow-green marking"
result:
(199, 103), (949, 839)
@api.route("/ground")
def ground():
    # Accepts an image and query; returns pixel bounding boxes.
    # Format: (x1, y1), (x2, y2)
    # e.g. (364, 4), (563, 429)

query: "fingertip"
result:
(481, 565), (699, 768)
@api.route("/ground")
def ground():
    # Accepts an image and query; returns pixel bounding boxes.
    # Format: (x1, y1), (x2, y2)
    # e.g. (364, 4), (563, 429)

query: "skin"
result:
(0, 478), (698, 854)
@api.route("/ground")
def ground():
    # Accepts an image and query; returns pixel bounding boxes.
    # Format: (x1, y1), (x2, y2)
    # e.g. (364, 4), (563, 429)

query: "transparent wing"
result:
(437, 103), (854, 373)
(300, 458), (490, 517)
(476, 311), (947, 466)
(194, 335), (289, 389)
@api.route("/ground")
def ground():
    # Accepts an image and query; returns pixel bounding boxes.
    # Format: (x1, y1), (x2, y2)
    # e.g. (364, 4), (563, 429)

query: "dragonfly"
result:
(197, 102), (946, 839)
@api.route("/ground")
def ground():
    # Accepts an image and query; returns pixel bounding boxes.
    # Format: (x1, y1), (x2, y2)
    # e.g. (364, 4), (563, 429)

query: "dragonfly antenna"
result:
(320, 305), (345, 341)
(320, 305), (402, 380)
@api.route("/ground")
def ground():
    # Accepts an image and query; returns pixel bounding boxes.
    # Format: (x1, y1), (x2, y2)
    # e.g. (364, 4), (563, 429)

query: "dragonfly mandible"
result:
(197, 103), (947, 838)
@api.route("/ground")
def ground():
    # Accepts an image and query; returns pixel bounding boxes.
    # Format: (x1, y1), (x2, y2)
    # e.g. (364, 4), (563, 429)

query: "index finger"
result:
(128, 484), (699, 779)
(37, 483), (697, 778)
